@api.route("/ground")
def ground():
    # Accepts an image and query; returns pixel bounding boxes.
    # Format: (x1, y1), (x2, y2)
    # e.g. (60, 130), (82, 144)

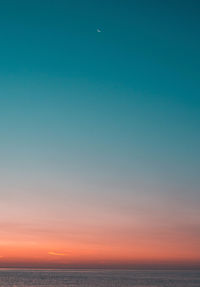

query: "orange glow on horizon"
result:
(0, 230), (199, 268)
(1, 185), (199, 268)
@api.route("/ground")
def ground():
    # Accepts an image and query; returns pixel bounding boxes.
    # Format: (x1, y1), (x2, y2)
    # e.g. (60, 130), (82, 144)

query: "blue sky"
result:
(1, 0), (199, 186)
(0, 0), (200, 267)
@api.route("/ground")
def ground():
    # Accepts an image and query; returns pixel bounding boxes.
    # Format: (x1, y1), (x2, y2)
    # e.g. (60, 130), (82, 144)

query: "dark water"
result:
(0, 269), (199, 287)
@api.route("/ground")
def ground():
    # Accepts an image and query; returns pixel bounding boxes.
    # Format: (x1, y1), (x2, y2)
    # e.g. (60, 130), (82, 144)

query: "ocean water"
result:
(0, 269), (199, 287)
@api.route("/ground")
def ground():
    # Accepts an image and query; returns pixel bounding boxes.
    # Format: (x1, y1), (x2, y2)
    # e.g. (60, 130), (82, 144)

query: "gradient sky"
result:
(0, 0), (200, 268)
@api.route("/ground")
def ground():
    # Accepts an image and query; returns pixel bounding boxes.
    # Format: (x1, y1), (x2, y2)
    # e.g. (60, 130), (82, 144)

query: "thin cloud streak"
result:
(48, 252), (67, 256)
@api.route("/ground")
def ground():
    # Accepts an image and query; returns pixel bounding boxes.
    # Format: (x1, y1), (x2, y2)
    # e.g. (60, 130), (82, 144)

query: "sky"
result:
(0, 0), (200, 268)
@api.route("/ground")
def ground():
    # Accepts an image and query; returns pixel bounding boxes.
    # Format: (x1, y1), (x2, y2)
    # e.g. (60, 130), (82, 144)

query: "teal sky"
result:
(0, 0), (200, 267)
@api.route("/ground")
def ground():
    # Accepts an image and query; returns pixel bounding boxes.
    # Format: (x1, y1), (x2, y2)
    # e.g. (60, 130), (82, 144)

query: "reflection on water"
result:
(0, 269), (199, 287)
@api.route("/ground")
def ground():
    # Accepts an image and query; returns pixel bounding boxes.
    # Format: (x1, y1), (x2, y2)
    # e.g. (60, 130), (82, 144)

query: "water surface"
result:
(0, 269), (199, 287)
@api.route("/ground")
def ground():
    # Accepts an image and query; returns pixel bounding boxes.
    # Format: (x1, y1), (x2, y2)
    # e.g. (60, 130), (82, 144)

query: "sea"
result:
(0, 269), (199, 287)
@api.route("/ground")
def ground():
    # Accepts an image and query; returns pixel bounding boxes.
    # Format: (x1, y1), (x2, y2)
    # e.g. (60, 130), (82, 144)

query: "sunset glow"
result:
(0, 0), (200, 269)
